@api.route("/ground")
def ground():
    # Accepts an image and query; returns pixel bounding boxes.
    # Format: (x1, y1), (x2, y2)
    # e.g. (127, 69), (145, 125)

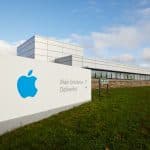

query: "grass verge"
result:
(0, 87), (150, 150)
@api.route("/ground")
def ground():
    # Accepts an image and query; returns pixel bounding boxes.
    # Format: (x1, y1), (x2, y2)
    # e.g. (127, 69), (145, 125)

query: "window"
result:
(101, 71), (107, 78)
(121, 73), (124, 79)
(112, 72), (116, 79)
(92, 71), (96, 78)
(96, 71), (101, 78)
(107, 72), (112, 79)
(91, 69), (150, 81)
(116, 73), (121, 79)
(124, 73), (128, 80)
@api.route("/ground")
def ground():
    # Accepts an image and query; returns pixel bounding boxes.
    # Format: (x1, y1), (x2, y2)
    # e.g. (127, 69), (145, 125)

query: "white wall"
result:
(0, 55), (91, 134)
(34, 35), (83, 62)
(17, 35), (84, 63)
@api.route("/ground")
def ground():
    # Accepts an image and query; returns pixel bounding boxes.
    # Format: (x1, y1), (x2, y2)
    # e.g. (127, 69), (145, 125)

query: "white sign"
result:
(100, 79), (109, 85)
(0, 55), (91, 134)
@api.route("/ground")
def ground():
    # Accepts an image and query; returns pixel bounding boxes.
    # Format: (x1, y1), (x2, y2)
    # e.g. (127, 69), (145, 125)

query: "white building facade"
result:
(17, 35), (150, 81)
(17, 35), (83, 62)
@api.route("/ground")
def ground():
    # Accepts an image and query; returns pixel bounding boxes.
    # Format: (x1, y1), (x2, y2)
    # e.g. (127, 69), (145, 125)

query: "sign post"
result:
(99, 78), (101, 97)
(99, 78), (109, 97)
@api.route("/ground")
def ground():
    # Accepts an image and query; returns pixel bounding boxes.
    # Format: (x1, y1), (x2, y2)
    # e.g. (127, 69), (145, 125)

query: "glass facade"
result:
(91, 70), (150, 80)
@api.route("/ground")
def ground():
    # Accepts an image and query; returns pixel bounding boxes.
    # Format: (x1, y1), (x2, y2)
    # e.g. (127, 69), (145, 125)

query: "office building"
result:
(17, 35), (150, 81)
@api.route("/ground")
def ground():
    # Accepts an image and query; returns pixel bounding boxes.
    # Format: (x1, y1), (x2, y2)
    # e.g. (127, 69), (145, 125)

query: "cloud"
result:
(91, 26), (141, 50)
(140, 7), (150, 16)
(139, 63), (150, 68)
(112, 54), (135, 63)
(142, 48), (150, 62)
(0, 40), (24, 56)
(70, 21), (150, 53)
(67, 8), (150, 67)
(138, 7), (150, 21)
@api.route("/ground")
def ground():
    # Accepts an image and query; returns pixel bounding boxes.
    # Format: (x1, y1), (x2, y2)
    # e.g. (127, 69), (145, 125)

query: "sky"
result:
(0, 0), (150, 68)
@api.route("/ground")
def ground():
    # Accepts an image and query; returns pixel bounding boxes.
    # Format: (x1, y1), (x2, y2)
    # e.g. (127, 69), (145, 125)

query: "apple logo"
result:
(17, 70), (38, 98)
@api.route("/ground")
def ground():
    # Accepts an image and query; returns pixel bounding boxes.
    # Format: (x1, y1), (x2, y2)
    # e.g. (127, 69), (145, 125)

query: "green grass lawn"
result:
(0, 87), (150, 150)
